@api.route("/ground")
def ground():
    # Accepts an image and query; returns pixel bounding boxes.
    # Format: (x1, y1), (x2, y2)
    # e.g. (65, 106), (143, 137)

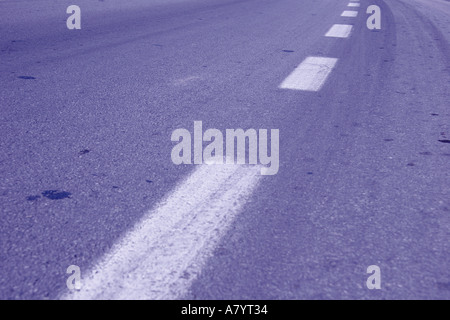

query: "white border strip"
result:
(325, 24), (353, 38)
(279, 56), (338, 92)
(62, 162), (262, 300)
(341, 10), (358, 17)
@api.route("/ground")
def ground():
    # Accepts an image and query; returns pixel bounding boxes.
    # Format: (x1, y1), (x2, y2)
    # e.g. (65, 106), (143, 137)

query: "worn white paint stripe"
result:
(341, 10), (358, 17)
(348, 3), (361, 7)
(325, 24), (353, 38)
(62, 162), (262, 300)
(279, 56), (338, 92)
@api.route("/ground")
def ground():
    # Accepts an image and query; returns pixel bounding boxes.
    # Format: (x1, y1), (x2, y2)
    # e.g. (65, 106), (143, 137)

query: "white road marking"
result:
(62, 161), (262, 300)
(341, 10), (358, 17)
(325, 24), (353, 38)
(279, 56), (338, 92)
(348, 3), (361, 7)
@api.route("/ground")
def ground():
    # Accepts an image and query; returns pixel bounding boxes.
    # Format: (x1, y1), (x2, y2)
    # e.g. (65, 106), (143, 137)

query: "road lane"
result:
(185, 0), (450, 299)
(63, 161), (262, 300)
(1, 0), (349, 299)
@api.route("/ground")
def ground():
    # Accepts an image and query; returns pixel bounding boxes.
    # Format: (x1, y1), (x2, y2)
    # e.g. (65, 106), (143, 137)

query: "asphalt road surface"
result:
(0, 0), (449, 300)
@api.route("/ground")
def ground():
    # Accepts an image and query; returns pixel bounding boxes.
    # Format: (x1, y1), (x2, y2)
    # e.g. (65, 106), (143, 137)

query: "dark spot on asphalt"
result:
(439, 140), (450, 144)
(42, 190), (72, 200)
(407, 163), (415, 166)
(419, 152), (433, 156)
(18, 76), (36, 80)
(441, 153), (450, 157)
(92, 173), (107, 178)
(216, 246), (230, 256)
(307, 172), (313, 175)
(79, 149), (90, 155)
(152, 44), (163, 47)
(431, 113), (439, 116)
(324, 257), (339, 271)
(146, 180), (153, 183)
(26, 195), (41, 201)
(384, 138), (394, 142)
(112, 186), (119, 189)
(282, 50), (295, 53)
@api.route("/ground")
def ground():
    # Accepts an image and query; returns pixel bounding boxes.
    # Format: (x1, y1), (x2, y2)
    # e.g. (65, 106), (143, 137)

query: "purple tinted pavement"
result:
(0, 0), (449, 299)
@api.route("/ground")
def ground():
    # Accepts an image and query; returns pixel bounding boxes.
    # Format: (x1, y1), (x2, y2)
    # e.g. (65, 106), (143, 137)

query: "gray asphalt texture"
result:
(0, 0), (449, 299)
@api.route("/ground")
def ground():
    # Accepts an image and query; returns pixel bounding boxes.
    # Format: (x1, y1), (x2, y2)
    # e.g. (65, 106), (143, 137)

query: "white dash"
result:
(279, 56), (338, 92)
(348, 3), (361, 7)
(325, 24), (353, 38)
(341, 10), (358, 17)
(61, 162), (262, 300)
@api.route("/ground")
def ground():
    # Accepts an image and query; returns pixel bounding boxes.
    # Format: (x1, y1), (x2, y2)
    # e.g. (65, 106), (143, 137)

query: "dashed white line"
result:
(348, 3), (361, 7)
(341, 10), (359, 17)
(279, 56), (338, 92)
(62, 161), (262, 300)
(325, 24), (353, 38)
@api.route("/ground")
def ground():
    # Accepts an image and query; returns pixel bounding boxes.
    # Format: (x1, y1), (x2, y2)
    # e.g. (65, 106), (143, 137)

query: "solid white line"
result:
(341, 10), (358, 17)
(62, 162), (262, 300)
(279, 56), (338, 92)
(325, 24), (353, 38)
(347, 3), (361, 7)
